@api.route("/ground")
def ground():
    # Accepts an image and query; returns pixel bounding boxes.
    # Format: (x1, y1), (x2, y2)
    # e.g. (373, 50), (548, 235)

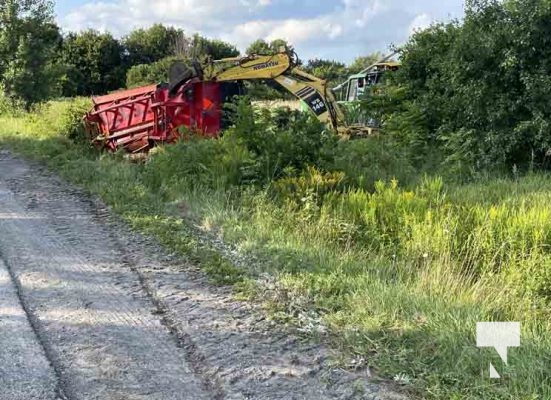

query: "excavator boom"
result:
(86, 50), (376, 153)
(177, 51), (347, 132)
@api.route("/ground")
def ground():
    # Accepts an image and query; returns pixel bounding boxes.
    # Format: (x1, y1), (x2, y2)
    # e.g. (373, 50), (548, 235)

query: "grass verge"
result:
(0, 100), (549, 399)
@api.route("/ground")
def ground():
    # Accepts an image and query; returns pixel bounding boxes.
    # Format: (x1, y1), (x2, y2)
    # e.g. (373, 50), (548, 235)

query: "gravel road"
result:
(0, 150), (405, 400)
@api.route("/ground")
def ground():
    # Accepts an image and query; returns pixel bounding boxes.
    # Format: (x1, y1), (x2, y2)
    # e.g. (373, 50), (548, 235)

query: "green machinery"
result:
(333, 61), (400, 103)
(331, 53), (400, 129)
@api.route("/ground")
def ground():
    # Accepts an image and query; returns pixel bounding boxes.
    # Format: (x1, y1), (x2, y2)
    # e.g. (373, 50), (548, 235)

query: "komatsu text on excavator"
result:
(169, 50), (348, 132)
(84, 49), (377, 153)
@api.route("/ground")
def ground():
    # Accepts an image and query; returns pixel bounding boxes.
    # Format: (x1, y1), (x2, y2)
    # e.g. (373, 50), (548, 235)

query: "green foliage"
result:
(126, 56), (183, 87)
(226, 99), (337, 183)
(374, 0), (551, 174)
(126, 33), (239, 88)
(271, 166), (345, 206)
(324, 136), (416, 190)
(243, 81), (290, 101)
(0, 0), (62, 107)
(247, 39), (270, 55)
(303, 59), (348, 85)
(124, 26), (239, 64)
(0, 87), (24, 115)
(190, 34), (240, 60)
(245, 38), (293, 55)
(143, 136), (253, 195)
(347, 52), (384, 73)
(60, 30), (126, 96)
(123, 24), (182, 66)
(58, 97), (92, 144)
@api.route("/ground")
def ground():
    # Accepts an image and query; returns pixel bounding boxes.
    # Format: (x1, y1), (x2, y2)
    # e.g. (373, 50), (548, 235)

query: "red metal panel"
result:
(196, 82), (222, 137)
(84, 80), (223, 153)
(86, 85), (159, 152)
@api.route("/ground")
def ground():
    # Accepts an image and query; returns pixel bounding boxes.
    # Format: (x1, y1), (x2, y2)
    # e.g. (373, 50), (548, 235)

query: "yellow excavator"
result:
(85, 49), (397, 153)
(168, 49), (373, 137)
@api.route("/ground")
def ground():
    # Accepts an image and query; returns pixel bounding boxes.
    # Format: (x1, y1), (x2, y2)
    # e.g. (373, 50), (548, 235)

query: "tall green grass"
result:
(199, 173), (551, 399)
(0, 100), (549, 399)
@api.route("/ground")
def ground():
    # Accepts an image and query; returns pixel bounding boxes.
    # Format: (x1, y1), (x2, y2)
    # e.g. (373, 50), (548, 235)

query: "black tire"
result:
(168, 62), (194, 95)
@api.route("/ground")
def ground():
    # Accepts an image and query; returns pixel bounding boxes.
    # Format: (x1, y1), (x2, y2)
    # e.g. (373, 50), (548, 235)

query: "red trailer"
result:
(84, 79), (223, 153)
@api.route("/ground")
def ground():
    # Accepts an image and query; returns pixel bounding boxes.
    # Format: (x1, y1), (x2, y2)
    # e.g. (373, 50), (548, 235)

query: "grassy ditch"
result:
(0, 100), (549, 399)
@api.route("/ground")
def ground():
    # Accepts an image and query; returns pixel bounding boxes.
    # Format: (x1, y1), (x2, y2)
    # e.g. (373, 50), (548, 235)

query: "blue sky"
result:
(54, 0), (465, 64)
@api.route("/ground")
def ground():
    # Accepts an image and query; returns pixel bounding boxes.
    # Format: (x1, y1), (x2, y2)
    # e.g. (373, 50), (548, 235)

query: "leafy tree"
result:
(246, 38), (293, 55)
(126, 56), (183, 88)
(304, 59), (348, 83)
(0, 0), (62, 107)
(124, 24), (182, 66)
(126, 33), (240, 88)
(246, 39), (271, 55)
(269, 38), (293, 53)
(60, 30), (125, 96)
(370, 0), (551, 173)
(348, 52), (384, 73)
(191, 34), (239, 60)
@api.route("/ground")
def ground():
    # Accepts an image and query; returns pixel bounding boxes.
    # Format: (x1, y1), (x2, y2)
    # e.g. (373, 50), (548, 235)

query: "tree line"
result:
(0, 0), (382, 108)
(0, 0), (242, 106)
(362, 0), (551, 173)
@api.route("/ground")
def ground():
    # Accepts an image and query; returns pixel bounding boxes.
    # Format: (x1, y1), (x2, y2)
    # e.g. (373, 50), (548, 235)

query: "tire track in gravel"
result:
(0, 258), (59, 400)
(0, 151), (211, 400)
(0, 149), (406, 400)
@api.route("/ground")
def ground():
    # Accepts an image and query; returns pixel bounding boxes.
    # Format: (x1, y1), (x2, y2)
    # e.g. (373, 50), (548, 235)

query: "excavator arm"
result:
(173, 51), (347, 132)
(271, 68), (345, 131)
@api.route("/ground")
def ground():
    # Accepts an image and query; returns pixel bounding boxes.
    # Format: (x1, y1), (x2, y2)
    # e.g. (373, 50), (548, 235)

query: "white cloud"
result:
(409, 13), (433, 35)
(62, 0), (273, 36)
(59, 0), (465, 63)
(226, 17), (343, 49)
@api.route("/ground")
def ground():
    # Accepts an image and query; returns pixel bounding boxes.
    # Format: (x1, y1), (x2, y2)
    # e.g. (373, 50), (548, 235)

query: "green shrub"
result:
(0, 87), (25, 116)
(57, 98), (93, 144)
(369, 0), (551, 173)
(271, 166), (345, 207)
(126, 56), (184, 88)
(143, 136), (254, 200)
(225, 99), (338, 184)
(323, 136), (417, 190)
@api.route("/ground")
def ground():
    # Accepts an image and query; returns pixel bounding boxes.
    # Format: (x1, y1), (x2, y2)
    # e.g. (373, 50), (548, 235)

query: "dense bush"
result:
(369, 0), (551, 174)
(323, 136), (416, 190)
(144, 101), (342, 192)
(143, 100), (420, 198)
(270, 166), (345, 207)
(58, 98), (93, 143)
(60, 30), (127, 96)
(126, 56), (183, 88)
(144, 136), (253, 197)
(224, 100), (338, 183)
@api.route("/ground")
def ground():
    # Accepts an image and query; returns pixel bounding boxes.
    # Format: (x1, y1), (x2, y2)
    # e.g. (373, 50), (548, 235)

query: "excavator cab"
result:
(334, 62), (400, 103)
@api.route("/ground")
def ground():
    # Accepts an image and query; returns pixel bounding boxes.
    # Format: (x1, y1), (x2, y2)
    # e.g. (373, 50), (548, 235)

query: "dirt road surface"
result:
(0, 150), (404, 400)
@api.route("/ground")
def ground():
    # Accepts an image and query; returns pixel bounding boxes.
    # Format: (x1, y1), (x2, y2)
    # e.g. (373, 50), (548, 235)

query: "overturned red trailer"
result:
(84, 78), (229, 153)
